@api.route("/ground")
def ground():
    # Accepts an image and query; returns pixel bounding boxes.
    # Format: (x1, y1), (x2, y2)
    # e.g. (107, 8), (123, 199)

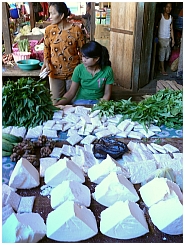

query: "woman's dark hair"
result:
(49, 2), (71, 18)
(87, 2), (91, 9)
(81, 41), (111, 68)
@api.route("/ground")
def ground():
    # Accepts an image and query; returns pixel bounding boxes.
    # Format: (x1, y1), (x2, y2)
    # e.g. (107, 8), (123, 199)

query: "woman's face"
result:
(49, 5), (63, 24)
(82, 54), (99, 68)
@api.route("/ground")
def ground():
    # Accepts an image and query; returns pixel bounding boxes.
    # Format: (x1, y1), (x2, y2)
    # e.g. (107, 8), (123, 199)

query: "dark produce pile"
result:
(93, 137), (128, 159)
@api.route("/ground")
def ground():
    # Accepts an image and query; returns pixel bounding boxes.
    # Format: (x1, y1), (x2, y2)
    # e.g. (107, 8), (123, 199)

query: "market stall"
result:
(2, 2), (183, 243)
(2, 85), (183, 243)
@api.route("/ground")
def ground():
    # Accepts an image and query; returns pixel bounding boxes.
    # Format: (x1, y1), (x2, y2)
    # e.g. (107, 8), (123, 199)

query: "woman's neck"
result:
(86, 64), (101, 76)
(58, 19), (71, 30)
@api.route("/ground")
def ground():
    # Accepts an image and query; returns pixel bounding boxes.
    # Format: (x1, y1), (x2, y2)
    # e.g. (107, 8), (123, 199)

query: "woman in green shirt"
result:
(55, 41), (114, 105)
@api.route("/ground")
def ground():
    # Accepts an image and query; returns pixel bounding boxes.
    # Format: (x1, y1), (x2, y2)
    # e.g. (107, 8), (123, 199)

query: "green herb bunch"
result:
(92, 89), (183, 130)
(18, 39), (30, 52)
(2, 77), (59, 128)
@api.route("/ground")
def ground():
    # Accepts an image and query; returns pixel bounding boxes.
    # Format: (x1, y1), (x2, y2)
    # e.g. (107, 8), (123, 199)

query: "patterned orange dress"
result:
(44, 24), (85, 80)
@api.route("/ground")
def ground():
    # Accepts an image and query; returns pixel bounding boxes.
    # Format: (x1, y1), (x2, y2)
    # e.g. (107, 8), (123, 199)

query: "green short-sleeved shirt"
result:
(71, 64), (114, 100)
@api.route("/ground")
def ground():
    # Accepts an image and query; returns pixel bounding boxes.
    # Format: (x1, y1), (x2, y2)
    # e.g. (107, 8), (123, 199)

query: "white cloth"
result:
(158, 14), (172, 39)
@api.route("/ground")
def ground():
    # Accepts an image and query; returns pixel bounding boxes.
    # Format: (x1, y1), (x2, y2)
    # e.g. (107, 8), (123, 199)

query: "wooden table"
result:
(2, 65), (41, 78)
(2, 65), (49, 86)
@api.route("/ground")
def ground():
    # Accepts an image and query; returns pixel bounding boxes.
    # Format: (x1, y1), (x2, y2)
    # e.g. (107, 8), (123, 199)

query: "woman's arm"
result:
(101, 84), (112, 101)
(170, 17), (175, 47)
(41, 28), (51, 72)
(55, 81), (80, 105)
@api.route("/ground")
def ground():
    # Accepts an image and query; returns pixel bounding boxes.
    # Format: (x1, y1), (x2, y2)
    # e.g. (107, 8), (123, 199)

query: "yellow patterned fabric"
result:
(44, 24), (85, 80)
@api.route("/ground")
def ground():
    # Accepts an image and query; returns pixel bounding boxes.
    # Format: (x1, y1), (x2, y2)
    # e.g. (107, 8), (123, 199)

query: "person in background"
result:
(40, 3), (49, 20)
(70, 2), (91, 40)
(55, 41), (114, 106)
(41, 2), (85, 105)
(32, 3), (43, 22)
(156, 2), (175, 75)
(82, 2), (91, 39)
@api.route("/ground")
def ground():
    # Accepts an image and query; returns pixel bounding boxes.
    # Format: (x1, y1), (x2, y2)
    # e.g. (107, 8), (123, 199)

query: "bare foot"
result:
(160, 71), (168, 76)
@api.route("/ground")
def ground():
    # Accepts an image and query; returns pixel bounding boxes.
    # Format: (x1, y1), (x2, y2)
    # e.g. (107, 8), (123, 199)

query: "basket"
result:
(12, 40), (39, 53)
(29, 40), (39, 50)
(33, 50), (44, 62)
(12, 52), (31, 63)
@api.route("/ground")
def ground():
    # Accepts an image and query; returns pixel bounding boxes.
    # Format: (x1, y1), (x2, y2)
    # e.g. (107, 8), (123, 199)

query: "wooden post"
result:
(2, 2), (12, 54)
(90, 2), (95, 41)
(29, 3), (35, 29)
(177, 31), (183, 76)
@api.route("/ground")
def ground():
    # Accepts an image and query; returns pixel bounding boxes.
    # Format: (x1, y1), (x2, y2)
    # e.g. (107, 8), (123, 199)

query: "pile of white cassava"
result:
(3, 104), (166, 140)
(2, 105), (183, 242)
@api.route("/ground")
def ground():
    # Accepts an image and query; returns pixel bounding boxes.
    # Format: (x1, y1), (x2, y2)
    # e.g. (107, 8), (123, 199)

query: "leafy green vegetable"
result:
(2, 77), (59, 128)
(18, 39), (30, 52)
(92, 89), (183, 130)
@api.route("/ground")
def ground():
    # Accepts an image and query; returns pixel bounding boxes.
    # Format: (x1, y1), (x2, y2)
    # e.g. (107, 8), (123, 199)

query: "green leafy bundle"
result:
(92, 89), (183, 130)
(18, 39), (30, 52)
(2, 77), (59, 128)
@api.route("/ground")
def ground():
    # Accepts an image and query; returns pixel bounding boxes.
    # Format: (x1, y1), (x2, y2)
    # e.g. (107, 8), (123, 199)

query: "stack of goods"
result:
(2, 135), (183, 242)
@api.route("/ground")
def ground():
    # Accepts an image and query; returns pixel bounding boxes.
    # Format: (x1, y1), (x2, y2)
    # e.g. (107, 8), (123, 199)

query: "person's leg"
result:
(49, 77), (66, 105)
(66, 79), (72, 92)
(160, 61), (167, 75)
(158, 38), (168, 75)
(73, 99), (98, 105)
(165, 38), (171, 63)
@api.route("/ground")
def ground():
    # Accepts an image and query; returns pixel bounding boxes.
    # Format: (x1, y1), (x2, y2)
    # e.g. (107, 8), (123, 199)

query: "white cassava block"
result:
(17, 196), (35, 213)
(16, 213), (46, 242)
(117, 120), (131, 131)
(2, 212), (46, 243)
(93, 172), (139, 207)
(2, 213), (31, 243)
(2, 184), (21, 211)
(149, 198), (183, 235)
(2, 204), (14, 224)
(39, 157), (58, 177)
(9, 158), (40, 189)
(25, 125), (43, 138)
(124, 159), (157, 184)
(44, 158), (85, 187)
(46, 201), (98, 242)
(100, 200), (149, 239)
(158, 158), (183, 173)
(88, 154), (125, 184)
(162, 144), (180, 153)
(139, 177), (183, 208)
(50, 180), (91, 209)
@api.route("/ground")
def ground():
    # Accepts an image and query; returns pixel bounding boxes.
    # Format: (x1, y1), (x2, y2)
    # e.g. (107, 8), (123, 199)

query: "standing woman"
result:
(41, 2), (85, 105)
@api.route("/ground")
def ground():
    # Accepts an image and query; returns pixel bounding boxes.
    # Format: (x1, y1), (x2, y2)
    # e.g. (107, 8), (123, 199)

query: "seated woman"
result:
(55, 41), (114, 106)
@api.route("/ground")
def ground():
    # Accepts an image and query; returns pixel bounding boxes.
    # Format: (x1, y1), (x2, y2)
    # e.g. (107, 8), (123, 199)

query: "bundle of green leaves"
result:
(92, 89), (183, 130)
(2, 77), (59, 128)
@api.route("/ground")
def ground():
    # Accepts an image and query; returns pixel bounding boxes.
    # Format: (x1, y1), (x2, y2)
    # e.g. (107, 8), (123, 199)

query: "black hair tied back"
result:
(101, 46), (111, 67)
(49, 2), (71, 17)
(81, 41), (111, 68)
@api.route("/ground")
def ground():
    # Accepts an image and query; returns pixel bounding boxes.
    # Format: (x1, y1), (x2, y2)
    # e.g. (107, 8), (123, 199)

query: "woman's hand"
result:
(40, 61), (50, 73)
(55, 81), (79, 106)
